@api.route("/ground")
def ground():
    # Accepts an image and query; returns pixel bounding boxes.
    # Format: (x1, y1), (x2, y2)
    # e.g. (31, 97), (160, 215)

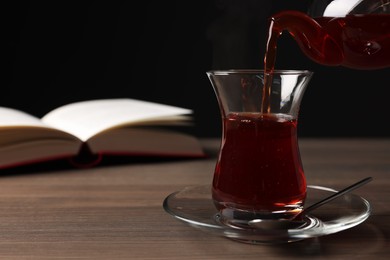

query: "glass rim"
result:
(206, 69), (313, 76)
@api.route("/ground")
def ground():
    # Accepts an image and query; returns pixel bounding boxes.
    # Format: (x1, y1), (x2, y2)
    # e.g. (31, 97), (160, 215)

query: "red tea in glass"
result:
(212, 112), (306, 214)
(207, 70), (312, 219)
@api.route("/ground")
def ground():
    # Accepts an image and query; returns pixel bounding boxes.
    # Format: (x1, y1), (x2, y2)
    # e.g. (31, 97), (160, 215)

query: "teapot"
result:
(266, 0), (390, 70)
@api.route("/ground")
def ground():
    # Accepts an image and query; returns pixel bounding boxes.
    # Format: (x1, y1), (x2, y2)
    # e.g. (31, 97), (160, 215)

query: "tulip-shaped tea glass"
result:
(207, 70), (313, 225)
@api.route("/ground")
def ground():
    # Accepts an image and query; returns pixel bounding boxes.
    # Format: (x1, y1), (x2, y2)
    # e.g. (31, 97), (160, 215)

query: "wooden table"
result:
(0, 138), (388, 259)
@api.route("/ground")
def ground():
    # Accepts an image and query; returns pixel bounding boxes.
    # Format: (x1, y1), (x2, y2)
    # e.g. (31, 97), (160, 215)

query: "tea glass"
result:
(207, 70), (313, 225)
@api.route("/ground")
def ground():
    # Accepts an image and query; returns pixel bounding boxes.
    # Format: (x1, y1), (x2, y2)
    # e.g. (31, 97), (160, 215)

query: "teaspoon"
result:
(248, 177), (373, 230)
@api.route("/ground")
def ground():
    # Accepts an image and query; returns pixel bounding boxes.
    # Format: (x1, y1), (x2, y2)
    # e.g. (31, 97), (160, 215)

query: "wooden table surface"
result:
(0, 138), (389, 259)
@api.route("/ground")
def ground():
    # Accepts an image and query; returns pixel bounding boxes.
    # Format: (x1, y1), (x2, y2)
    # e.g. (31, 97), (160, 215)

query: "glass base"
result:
(163, 185), (371, 244)
(214, 201), (304, 222)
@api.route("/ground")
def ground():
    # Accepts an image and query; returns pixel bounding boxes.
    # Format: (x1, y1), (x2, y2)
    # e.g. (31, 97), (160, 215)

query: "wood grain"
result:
(0, 138), (388, 259)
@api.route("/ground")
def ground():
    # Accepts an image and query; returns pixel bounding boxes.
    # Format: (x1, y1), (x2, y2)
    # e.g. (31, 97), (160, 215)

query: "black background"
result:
(4, 0), (389, 138)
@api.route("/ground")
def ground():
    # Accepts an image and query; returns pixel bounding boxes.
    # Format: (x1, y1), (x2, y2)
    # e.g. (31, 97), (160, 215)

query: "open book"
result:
(0, 99), (205, 169)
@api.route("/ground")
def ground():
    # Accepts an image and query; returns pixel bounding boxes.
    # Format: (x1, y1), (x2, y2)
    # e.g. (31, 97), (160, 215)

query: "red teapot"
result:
(266, 0), (390, 70)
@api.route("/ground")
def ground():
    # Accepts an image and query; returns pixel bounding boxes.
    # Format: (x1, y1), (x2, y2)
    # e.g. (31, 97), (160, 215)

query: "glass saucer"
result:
(163, 185), (371, 244)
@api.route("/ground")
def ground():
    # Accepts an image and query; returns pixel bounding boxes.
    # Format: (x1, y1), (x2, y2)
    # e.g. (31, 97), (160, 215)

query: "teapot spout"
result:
(268, 11), (343, 67)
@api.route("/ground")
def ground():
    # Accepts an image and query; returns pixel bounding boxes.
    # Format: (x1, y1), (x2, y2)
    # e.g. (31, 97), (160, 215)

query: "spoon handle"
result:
(296, 177), (373, 219)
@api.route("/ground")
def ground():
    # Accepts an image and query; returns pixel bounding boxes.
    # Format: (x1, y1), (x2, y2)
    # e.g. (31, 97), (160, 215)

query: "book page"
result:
(0, 107), (49, 127)
(41, 99), (193, 142)
(87, 127), (205, 157)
